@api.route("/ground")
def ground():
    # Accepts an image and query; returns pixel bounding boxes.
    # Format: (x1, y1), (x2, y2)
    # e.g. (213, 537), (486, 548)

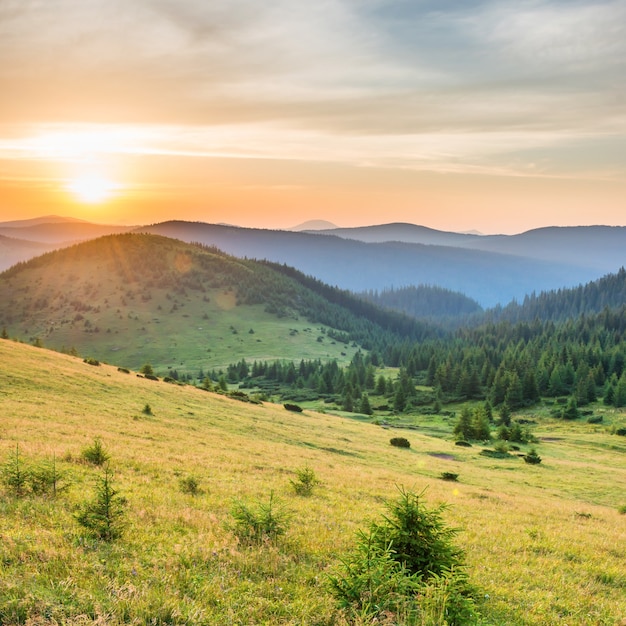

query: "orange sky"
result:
(1, 1), (625, 234)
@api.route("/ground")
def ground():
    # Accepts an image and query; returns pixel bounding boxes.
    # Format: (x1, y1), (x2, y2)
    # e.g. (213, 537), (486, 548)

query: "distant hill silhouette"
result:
(290, 219), (338, 231)
(318, 223), (626, 275)
(137, 221), (602, 307)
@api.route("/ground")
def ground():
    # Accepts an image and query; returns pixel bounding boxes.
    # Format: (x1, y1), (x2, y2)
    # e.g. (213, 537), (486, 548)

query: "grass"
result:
(1, 339), (626, 624)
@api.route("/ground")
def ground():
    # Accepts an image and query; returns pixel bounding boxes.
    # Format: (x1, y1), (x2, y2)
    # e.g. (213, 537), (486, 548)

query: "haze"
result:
(1, 0), (625, 233)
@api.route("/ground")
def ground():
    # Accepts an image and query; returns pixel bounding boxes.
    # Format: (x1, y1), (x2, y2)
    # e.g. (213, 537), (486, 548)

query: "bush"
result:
(29, 455), (67, 497)
(83, 357), (100, 366)
(142, 403), (153, 416)
(75, 467), (126, 541)
(290, 466), (319, 496)
(229, 492), (290, 544)
(81, 438), (109, 466)
(328, 487), (479, 624)
(179, 475), (202, 496)
(618, 505), (626, 515)
(615, 428), (626, 437)
(390, 437), (411, 449)
(2, 447), (67, 497)
(524, 448), (542, 464)
(440, 472), (459, 482)
(455, 440), (472, 447)
(283, 403), (303, 413)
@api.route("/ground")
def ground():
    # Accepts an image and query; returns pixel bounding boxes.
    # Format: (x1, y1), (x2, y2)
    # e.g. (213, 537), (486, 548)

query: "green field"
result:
(1, 339), (626, 625)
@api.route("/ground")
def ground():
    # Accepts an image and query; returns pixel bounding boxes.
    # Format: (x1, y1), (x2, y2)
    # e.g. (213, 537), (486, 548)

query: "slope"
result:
(1, 339), (625, 625)
(0, 233), (428, 375)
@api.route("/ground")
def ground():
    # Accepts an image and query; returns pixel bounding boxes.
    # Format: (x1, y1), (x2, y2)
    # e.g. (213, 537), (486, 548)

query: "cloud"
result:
(0, 0), (624, 180)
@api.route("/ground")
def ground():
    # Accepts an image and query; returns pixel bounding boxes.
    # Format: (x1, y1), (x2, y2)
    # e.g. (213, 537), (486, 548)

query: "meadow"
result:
(1, 339), (626, 625)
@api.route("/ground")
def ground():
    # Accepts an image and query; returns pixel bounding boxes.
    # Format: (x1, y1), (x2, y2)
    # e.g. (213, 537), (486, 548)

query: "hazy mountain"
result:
(319, 223), (626, 275)
(0, 221), (134, 244)
(136, 221), (601, 307)
(290, 219), (338, 231)
(0, 234), (56, 272)
(309, 222), (478, 246)
(0, 214), (90, 228)
(360, 285), (483, 322)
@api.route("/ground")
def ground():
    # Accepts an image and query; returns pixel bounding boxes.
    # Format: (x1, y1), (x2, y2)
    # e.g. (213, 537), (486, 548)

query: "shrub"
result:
(142, 403), (153, 416)
(615, 428), (626, 437)
(390, 437), (411, 449)
(440, 472), (459, 482)
(455, 440), (472, 447)
(229, 492), (290, 544)
(524, 448), (542, 464)
(81, 438), (109, 466)
(30, 455), (67, 497)
(618, 505), (626, 515)
(140, 363), (155, 377)
(587, 415), (603, 424)
(75, 467), (126, 541)
(290, 466), (319, 496)
(179, 475), (202, 496)
(117, 367), (130, 374)
(328, 487), (478, 625)
(283, 403), (303, 413)
(83, 357), (100, 366)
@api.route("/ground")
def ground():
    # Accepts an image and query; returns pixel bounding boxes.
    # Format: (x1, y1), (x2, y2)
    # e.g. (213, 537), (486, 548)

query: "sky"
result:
(0, 0), (624, 233)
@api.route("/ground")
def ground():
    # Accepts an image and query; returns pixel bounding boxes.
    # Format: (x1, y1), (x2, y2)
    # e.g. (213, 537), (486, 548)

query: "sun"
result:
(66, 175), (118, 204)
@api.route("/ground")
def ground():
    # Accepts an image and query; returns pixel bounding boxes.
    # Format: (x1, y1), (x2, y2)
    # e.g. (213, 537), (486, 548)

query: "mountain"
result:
(137, 221), (601, 307)
(483, 266), (626, 325)
(0, 214), (90, 228)
(0, 233), (429, 374)
(360, 285), (483, 322)
(0, 220), (134, 244)
(318, 223), (626, 275)
(0, 234), (56, 272)
(290, 219), (338, 231)
(308, 222), (479, 246)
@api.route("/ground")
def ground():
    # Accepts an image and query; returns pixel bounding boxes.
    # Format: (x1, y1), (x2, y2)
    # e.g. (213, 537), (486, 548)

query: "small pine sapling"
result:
(75, 466), (126, 541)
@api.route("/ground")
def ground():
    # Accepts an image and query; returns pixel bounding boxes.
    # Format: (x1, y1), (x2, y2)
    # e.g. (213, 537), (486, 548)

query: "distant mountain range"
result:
(313, 223), (626, 275)
(137, 221), (613, 307)
(1, 216), (624, 307)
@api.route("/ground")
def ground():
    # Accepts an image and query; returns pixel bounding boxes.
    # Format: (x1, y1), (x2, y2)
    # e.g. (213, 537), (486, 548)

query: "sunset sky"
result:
(1, 0), (624, 233)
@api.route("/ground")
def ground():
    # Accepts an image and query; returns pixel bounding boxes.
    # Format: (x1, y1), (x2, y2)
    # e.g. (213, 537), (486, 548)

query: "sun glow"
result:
(66, 175), (118, 203)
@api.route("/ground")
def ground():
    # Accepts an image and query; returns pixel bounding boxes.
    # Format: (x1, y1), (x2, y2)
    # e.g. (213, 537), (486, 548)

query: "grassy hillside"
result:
(1, 339), (625, 625)
(0, 233), (419, 375)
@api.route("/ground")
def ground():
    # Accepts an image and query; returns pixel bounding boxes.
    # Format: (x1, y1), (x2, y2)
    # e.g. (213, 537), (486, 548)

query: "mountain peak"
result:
(289, 220), (338, 231)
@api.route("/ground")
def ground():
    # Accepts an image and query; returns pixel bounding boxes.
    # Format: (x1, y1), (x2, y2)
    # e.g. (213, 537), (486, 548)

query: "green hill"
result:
(1, 339), (626, 624)
(0, 233), (429, 377)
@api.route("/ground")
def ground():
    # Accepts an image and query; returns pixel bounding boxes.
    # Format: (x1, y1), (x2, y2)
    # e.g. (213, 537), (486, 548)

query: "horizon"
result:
(1, 2), (625, 234)
(3, 213), (626, 238)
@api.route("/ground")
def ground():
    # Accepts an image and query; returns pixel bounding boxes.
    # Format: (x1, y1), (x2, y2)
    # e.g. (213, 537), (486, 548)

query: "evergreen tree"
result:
(453, 407), (473, 441)
(359, 394), (373, 416)
(471, 407), (491, 441)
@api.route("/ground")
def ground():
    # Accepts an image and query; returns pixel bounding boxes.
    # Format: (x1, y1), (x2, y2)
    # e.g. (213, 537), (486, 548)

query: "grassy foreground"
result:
(1, 339), (626, 625)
